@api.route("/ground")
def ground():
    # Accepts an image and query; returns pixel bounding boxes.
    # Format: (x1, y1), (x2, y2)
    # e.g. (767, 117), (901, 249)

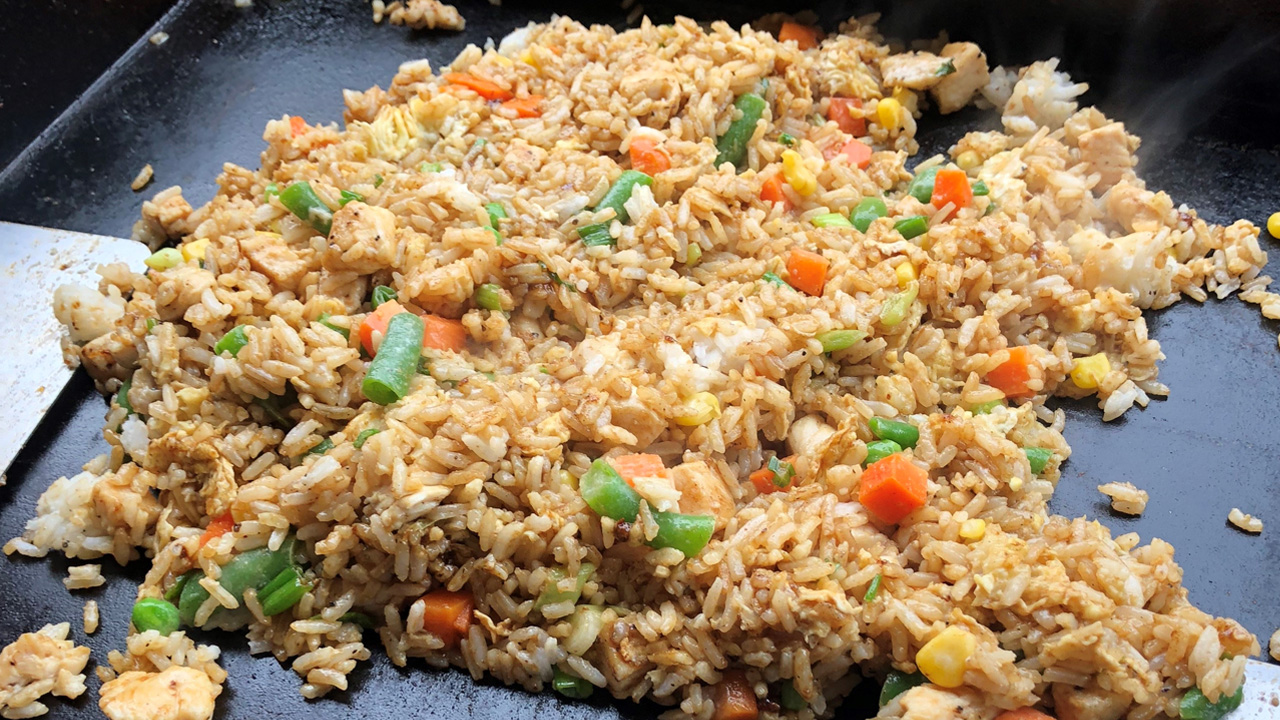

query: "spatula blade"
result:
(1240, 660), (1280, 718)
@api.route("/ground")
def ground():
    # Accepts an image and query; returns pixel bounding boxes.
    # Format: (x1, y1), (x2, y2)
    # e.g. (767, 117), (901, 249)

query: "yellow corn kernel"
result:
(877, 97), (903, 131)
(781, 150), (817, 196)
(916, 626), (976, 688)
(675, 391), (721, 426)
(1070, 352), (1111, 390)
(895, 261), (917, 289)
(519, 49), (538, 67)
(955, 151), (981, 172)
(560, 470), (577, 489)
(181, 238), (211, 263)
(959, 518), (986, 541)
(1008, 476), (1023, 492)
(490, 53), (514, 67)
(1268, 211), (1280, 239)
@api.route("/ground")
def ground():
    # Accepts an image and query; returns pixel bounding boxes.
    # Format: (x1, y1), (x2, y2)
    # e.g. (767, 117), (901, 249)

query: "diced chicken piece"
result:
(670, 461), (735, 529)
(930, 43), (990, 114)
(789, 415), (836, 458)
(79, 328), (140, 382)
(1105, 182), (1169, 234)
(880, 51), (951, 91)
(876, 685), (999, 720)
(1077, 121), (1139, 191)
(1052, 683), (1128, 720)
(53, 283), (126, 344)
(1067, 228), (1175, 308)
(0, 623), (90, 717)
(158, 265), (217, 322)
(148, 425), (236, 518)
(1002, 59), (1089, 136)
(609, 388), (667, 449)
(131, 186), (194, 250)
(91, 467), (163, 556)
(98, 666), (219, 720)
(239, 233), (311, 291)
(324, 201), (400, 274)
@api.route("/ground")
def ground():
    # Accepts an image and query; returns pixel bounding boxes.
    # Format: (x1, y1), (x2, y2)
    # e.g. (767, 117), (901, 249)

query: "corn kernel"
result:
(781, 150), (817, 196)
(959, 518), (986, 541)
(916, 626), (976, 688)
(490, 53), (514, 67)
(877, 98), (903, 131)
(1268, 211), (1280, 239)
(955, 151), (981, 172)
(181, 238), (211, 263)
(1070, 352), (1111, 390)
(1009, 476), (1023, 492)
(895, 261), (917, 289)
(519, 49), (538, 67)
(675, 391), (721, 426)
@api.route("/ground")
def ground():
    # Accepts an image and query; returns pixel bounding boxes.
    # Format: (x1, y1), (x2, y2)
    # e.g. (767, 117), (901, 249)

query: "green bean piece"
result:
(878, 670), (926, 706)
(339, 189), (364, 206)
(863, 440), (903, 467)
(869, 417), (919, 449)
(116, 377), (134, 415)
(260, 567), (310, 616)
(879, 282), (919, 327)
(131, 598), (181, 635)
(370, 285), (397, 309)
(353, 428), (380, 449)
(779, 680), (807, 710)
(648, 511), (715, 557)
(863, 572), (883, 602)
(177, 537), (300, 626)
(579, 459), (641, 521)
(970, 399), (1004, 414)
(778, 132), (796, 147)
(279, 181), (333, 235)
(305, 438), (333, 456)
(1179, 686), (1243, 720)
(761, 271), (790, 288)
(714, 92), (768, 169)
(587, 170), (654, 230)
(475, 283), (503, 311)
(578, 222), (615, 247)
(894, 215), (929, 240)
(852, 197), (889, 232)
(971, 179), (990, 196)
(817, 329), (867, 353)
(1024, 447), (1052, 475)
(552, 668), (593, 699)
(263, 182), (280, 202)
(317, 312), (349, 340)
(362, 312), (424, 405)
(767, 455), (796, 489)
(339, 612), (376, 629)
(164, 571), (194, 603)
(215, 325), (250, 357)
(906, 166), (939, 203)
(811, 212), (854, 229)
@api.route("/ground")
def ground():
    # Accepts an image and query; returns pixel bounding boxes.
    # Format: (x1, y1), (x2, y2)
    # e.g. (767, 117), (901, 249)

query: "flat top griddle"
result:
(1, 1), (1278, 717)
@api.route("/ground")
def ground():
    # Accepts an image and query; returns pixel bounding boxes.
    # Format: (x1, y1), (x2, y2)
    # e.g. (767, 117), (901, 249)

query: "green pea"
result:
(906, 166), (939, 203)
(1024, 447), (1052, 474)
(779, 680), (806, 710)
(852, 197), (888, 232)
(132, 598), (181, 635)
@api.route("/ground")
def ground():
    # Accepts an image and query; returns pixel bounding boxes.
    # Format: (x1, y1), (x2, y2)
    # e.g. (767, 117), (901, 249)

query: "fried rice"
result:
(8, 13), (1272, 720)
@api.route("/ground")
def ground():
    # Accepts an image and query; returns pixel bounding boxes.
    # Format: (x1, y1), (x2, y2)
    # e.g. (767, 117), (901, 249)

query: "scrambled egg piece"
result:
(98, 666), (219, 720)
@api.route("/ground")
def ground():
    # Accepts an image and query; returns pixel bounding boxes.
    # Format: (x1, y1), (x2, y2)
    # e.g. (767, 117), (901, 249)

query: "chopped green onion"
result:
(869, 417), (919, 449)
(552, 668), (593, 699)
(339, 189), (364, 206)
(762, 271), (790, 288)
(317, 312), (349, 340)
(371, 285), (397, 309)
(215, 325), (250, 357)
(878, 670), (926, 706)
(353, 428), (380, 449)
(864, 440), (902, 467)
(811, 212), (854, 229)
(971, 179), (989, 196)
(255, 394), (293, 428)
(373, 174), (384, 188)
(485, 202), (507, 228)
(779, 680), (806, 711)
(863, 572), (883, 602)
(1024, 447), (1052, 474)
(579, 459), (641, 521)
(144, 247), (183, 271)
(970, 399), (1003, 414)
(540, 262), (576, 290)
(339, 611), (375, 629)
(420, 162), (443, 173)
(362, 312), (424, 405)
(767, 455), (796, 488)
(473, 138), (488, 149)
(879, 282), (919, 327)
(778, 132), (796, 147)
(145, 318), (157, 333)
(648, 511), (715, 556)
(906, 166), (939, 203)
(260, 566), (311, 616)
(582, 170), (654, 239)
(475, 283), (503, 311)
(534, 563), (595, 609)
(894, 215), (929, 240)
(578, 222), (615, 247)
(1179, 686), (1243, 720)
(714, 92), (768, 169)
(935, 59), (957, 77)
(817, 329), (867, 353)
(686, 243), (702, 266)
(116, 377), (134, 414)
(305, 438), (333, 456)
(264, 182), (280, 201)
(279, 181), (333, 235)
(852, 197), (889, 232)
(131, 598), (181, 635)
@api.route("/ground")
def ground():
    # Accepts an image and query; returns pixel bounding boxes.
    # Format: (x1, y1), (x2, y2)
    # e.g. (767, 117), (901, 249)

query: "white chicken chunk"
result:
(1002, 59), (1089, 136)
(239, 233), (311, 291)
(670, 460), (735, 528)
(880, 51), (953, 91)
(789, 414), (836, 458)
(324, 201), (400, 274)
(98, 666), (220, 720)
(1077, 121), (1138, 191)
(1067, 228), (1175, 308)
(1052, 683), (1128, 720)
(53, 283), (125, 344)
(876, 685), (999, 720)
(931, 43), (990, 114)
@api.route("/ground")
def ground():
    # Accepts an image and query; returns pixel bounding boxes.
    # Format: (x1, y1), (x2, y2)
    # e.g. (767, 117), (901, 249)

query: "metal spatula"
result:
(0, 221), (148, 476)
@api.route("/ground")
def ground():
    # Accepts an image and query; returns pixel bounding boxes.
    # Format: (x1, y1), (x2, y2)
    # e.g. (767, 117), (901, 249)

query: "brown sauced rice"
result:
(7, 13), (1272, 720)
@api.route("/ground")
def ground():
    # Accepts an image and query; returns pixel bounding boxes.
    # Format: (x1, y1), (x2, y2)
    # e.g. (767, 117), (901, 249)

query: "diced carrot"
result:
(421, 315), (468, 352)
(499, 95), (544, 118)
(712, 670), (759, 720)
(760, 173), (792, 210)
(442, 72), (514, 101)
(985, 346), (1035, 398)
(786, 248), (829, 296)
(994, 709), (1055, 720)
(629, 137), (671, 176)
(749, 455), (797, 494)
(838, 139), (873, 169)
(827, 97), (866, 137)
(358, 300), (405, 356)
(858, 453), (928, 524)
(198, 512), (234, 548)
(778, 21), (820, 51)
(930, 168), (974, 220)
(289, 115), (306, 138)
(418, 589), (474, 647)
(609, 453), (667, 488)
